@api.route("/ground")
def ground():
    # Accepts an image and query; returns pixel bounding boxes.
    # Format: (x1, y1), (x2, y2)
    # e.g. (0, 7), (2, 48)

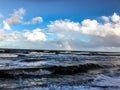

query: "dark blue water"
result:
(0, 51), (120, 90)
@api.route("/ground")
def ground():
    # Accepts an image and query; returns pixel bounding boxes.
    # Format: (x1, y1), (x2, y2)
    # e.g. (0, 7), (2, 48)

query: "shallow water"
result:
(0, 50), (120, 90)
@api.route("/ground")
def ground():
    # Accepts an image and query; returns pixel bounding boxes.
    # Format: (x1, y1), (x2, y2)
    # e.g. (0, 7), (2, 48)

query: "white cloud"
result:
(101, 16), (110, 22)
(3, 8), (43, 30)
(3, 21), (11, 30)
(46, 13), (120, 50)
(1, 12), (120, 51)
(3, 8), (25, 30)
(24, 28), (46, 41)
(32, 17), (43, 24)
(111, 13), (120, 23)
(48, 19), (80, 32)
(23, 16), (43, 25)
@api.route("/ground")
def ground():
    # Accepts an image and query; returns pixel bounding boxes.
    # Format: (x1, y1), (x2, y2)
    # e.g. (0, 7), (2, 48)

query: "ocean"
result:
(0, 49), (120, 90)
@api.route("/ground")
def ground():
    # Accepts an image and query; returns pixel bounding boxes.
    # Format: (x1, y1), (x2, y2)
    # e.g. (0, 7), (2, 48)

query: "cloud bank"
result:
(0, 8), (120, 51)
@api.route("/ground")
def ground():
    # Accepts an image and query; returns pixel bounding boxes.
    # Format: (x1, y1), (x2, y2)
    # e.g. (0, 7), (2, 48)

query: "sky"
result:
(0, 0), (120, 51)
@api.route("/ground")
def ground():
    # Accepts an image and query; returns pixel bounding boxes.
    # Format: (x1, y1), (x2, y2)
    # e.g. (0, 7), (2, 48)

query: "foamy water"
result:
(0, 51), (120, 90)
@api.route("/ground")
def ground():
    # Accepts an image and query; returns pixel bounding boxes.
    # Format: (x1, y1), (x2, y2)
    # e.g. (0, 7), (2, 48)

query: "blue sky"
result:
(0, 0), (120, 51)
(1, 0), (120, 22)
